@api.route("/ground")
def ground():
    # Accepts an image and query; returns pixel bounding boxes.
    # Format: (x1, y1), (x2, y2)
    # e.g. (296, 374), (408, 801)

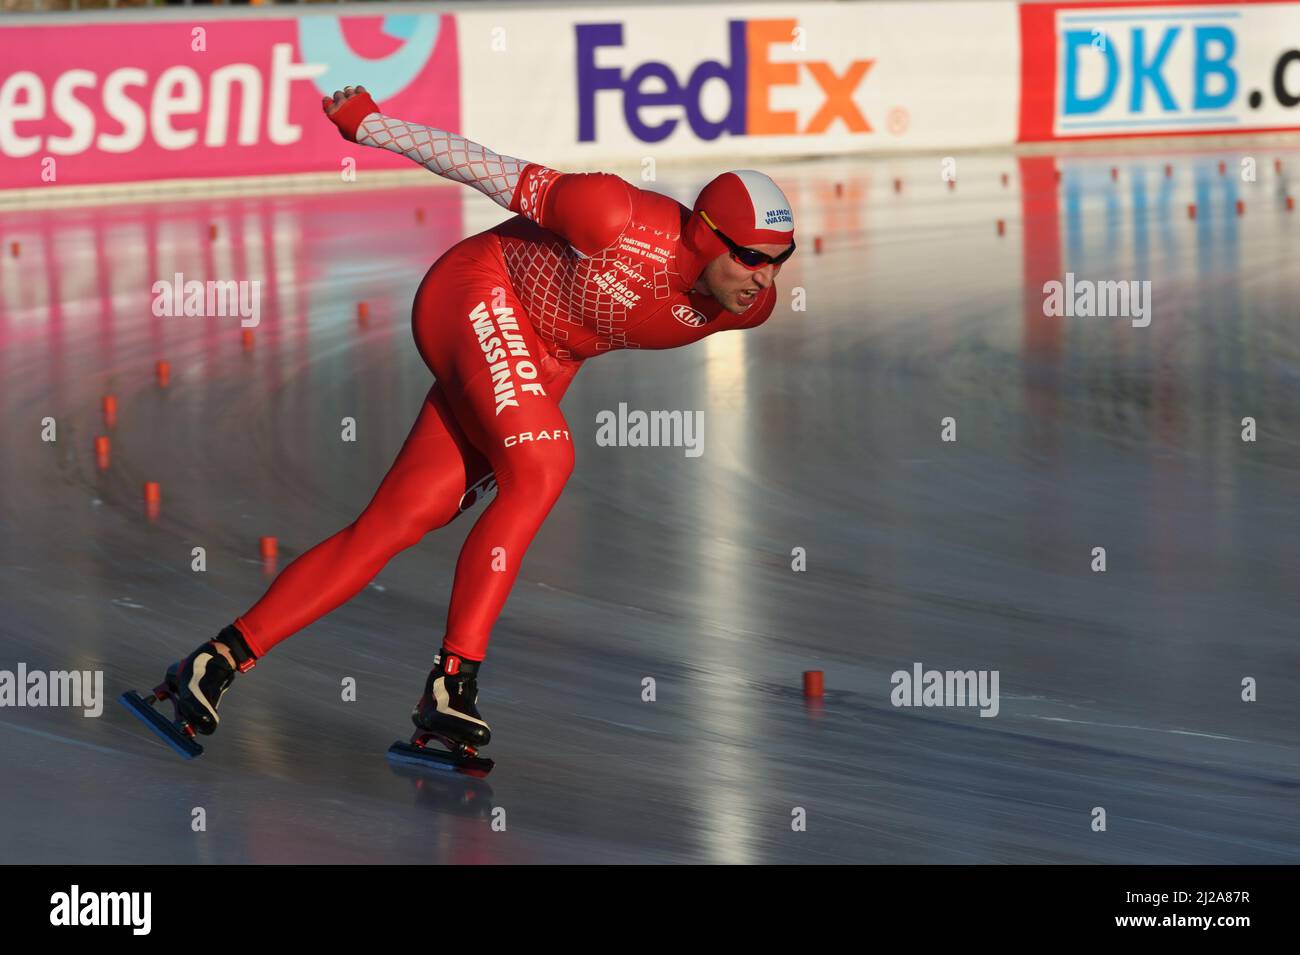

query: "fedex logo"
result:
(576, 20), (872, 143)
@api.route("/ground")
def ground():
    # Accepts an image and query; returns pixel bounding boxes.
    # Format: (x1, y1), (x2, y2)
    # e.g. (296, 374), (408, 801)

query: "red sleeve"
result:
(509, 165), (632, 255)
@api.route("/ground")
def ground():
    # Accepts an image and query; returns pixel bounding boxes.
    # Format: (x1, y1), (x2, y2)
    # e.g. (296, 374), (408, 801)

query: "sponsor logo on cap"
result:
(731, 170), (795, 232)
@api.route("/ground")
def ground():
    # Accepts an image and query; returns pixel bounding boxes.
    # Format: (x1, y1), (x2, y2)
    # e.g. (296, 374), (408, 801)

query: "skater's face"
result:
(699, 244), (789, 314)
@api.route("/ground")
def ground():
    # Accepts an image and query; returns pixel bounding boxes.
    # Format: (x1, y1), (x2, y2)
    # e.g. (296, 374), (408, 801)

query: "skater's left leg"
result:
(231, 383), (491, 657)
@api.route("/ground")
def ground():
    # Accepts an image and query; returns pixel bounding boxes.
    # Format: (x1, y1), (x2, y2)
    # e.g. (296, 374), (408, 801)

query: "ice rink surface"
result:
(1, 145), (1297, 863)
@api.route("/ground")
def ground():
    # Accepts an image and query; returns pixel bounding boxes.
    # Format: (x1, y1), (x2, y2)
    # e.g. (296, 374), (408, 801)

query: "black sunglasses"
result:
(699, 211), (796, 270)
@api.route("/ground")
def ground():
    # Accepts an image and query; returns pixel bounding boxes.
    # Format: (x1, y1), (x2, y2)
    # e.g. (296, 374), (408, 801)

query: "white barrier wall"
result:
(2, 1), (1299, 193)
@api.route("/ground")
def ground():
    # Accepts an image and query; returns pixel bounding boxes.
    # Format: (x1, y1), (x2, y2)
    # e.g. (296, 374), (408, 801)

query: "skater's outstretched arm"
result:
(323, 86), (631, 255)
(323, 85), (534, 210)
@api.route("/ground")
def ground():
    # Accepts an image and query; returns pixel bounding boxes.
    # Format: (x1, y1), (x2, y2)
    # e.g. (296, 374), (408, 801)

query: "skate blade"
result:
(386, 737), (494, 778)
(119, 689), (203, 760)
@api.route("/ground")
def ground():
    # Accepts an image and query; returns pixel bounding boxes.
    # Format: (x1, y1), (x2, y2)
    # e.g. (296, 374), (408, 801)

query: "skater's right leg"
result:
(401, 241), (582, 753)
(409, 245), (581, 665)
(231, 382), (491, 657)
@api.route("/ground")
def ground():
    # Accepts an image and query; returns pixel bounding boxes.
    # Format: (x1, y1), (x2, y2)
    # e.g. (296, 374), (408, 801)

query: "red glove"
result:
(324, 90), (381, 143)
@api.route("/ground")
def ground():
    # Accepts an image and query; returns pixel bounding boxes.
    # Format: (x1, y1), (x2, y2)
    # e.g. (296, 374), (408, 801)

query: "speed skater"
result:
(121, 84), (796, 765)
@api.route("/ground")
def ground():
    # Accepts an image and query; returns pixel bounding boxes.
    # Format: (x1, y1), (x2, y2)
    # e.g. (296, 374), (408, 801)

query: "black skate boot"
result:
(386, 648), (494, 776)
(120, 625), (257, 759)
(413, 648), (491, 747)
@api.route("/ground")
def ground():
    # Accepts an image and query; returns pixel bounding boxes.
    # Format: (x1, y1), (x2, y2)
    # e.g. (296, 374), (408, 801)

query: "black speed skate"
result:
(386, 649), (494, 776)
(119, 625), (256, 760)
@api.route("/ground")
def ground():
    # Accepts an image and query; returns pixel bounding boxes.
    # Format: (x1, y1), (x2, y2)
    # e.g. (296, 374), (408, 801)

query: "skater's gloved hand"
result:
(322, 85), (380, 143)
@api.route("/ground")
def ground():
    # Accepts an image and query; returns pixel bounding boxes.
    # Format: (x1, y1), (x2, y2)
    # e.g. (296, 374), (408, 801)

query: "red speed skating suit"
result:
(233, 95), (777, 661)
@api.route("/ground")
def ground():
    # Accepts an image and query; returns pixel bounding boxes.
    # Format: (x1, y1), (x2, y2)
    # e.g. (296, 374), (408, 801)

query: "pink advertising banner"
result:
(0, 13), (460, 190)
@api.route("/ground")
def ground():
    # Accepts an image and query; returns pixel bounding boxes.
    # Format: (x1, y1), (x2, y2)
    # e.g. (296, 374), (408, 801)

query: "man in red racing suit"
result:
(148, 85), (797, 757)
